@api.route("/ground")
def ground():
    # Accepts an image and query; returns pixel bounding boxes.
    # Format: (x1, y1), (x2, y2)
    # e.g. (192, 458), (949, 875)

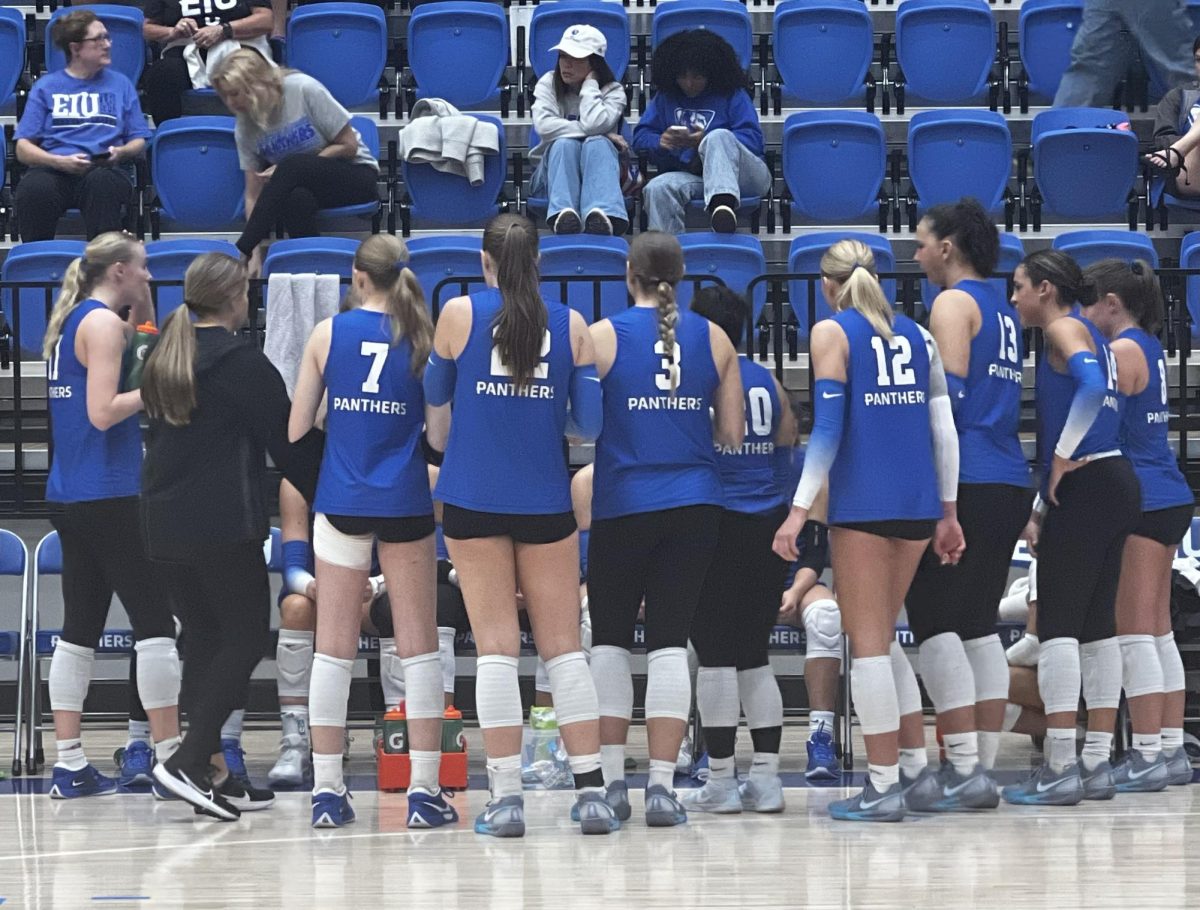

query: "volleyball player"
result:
(587, 232), (745, 827)
(424, 213), (616, 837)
(42, 232), (183, 799)
(1080, 259), (1194, 789)
(1001, 250), (1140, 806)
(903, 199), (1032, 810)
(681, 285), (796, 814)
(773, 239), (964, 822)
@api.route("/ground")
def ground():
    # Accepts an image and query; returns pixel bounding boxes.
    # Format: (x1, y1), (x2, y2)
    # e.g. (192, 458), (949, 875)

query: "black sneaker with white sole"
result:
(217, 774), (275, 811)
(152, 762), (241, 821)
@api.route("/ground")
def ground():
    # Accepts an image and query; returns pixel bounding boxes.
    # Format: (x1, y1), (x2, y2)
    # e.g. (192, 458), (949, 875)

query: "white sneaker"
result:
(739, 775), (785, 813)
(1006, 634), (1039, 668)
(679, 776), (742, 813)
(268, 735), (311, 787)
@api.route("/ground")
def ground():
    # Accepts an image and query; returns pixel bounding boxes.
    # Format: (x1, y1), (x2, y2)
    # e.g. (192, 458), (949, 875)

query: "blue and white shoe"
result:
(49, 764), (117, 799)
(407, 788), (458, 828)
(690, 752), (710, 783)
(679, 777), (742, 813)
(572, 791), (620, 834)
(1002, 762), (1083, 806)
(1165, 747), (1194, 786)
(312, 789), (355, 828)
(1081, 760), (1117, 801)
(115, 741), (155, 789)
(739, 775), (785, 813)
(474, 795), (525, 838)
(805, 727), (842, 781)
(644, 784), (687, 827)
(828, 779), (905, 822)
(221, 738), (251, 787)
(904, 764), (998, 812)
(1112, 750), (1170, 793)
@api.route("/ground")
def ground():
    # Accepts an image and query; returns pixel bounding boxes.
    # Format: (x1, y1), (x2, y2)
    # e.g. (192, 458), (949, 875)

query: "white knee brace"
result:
(918, 632), (976, 713)
(963, 634), (1010, 703)
(737, 665), (783, 731)
(1156, 632), (1186, 694)
(1038, 637), (1081, 716)
(401, 652), (444, 720)
(851, 655), (899, 736)
(644, 647), (691, 722)
(276, 629), (314, 699)
(696, 666), (740, 729)
(889, 641), (923, 717)
(378, 637), (406, 710)
(1080, 637), (1122, 711)
(437, 626), (457, 695)
(590, 645), (633, 721)
(534, 658), (551, 694)
(48, 640), (94, 713)
(312, 513), (373, 570)
(133, 637), (181, 711)
(802, 598), (843, 662)
(475, 654), (523, 729)
(1119, 634), (1164, 699)
(545, 651), (599, 726)
(309, 653), (354, 729)
(1026, 559), (1038, 603)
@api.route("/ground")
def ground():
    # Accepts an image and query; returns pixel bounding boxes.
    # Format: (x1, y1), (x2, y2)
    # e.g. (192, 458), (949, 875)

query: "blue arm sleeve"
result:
(792, 378), (845, 509)
(945, 372), (967, 419)
(282, 539), (315, 596)
(423, 350), (457, 407)
(1055, 351), (1108, 459)
(566, 363), (603, 441)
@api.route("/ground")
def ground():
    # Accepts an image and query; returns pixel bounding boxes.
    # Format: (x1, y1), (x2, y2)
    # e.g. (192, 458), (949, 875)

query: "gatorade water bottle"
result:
(439, 705), (469, 789)
(382, 702), (408, 755)
(122, 322), (159, 391)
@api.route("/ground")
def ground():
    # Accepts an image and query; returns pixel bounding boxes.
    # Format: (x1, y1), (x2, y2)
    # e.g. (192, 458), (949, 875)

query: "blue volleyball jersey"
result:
(1035, 312), (1122, 489)
(313, 309), (432, 518)
(717, 357), (784, 515)
(592, 307), (723, 520)
(435, 288), (575, 515)
(46, 299), (142, 503)
(826, 310), (941, 524)
(952, 280), (1030, 488)
(1117, 328), (1193, 512)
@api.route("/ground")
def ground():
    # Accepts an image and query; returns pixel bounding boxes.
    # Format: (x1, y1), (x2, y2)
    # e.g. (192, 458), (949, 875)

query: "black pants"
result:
(906, 483), (1033, 643)
(161, 542), (270, 777)
(588, 505), (721, 652)
(236, 155), (378, 255)
(16, 165), (133, 242)
(1038, 457), (1141, 644)
(142, 50), (191, 125)
(691, 506), (790, 671)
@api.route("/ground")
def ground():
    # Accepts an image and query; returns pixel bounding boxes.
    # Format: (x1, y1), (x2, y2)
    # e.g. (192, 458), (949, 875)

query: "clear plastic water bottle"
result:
(521, 706), (574, 789)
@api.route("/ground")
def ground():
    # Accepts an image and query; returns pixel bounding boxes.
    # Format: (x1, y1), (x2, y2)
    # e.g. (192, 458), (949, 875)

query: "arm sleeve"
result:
(423, 349), (457, 407)
(302, 76), (352, 146)
(945, 371), (966, 418)
(726, 91), (765, 158)
(576, 80), (625, 135)
(282, 540), (316, 595)
(792, 378), (845, 510)
(566, 363), (603, 440)
(1055, 351), (1108, 459)
(532, 75), (586, 143)
(921, 327), (959, 502)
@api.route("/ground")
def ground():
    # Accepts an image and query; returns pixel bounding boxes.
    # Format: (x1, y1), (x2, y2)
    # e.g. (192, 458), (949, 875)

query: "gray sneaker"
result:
(572, 791), (620, 834)
(1002, 761), (1083, 806)
(900, 766), (942, 810)
(905, 764), (998, 812)
(474, 795), (525, 838)
(738, 775), (785, 813)
(644, 784), (687, 827)
(828, 780), (906, 822)
(1112, 750), (1170, 793)
(605, 780), (632, 821)
(680, 777), (741, 814)
(1165, 747), (1194, 786)
(1081, 760), (1117, 801)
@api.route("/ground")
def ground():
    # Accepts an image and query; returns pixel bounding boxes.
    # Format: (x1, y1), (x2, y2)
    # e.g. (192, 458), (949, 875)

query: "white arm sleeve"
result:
(920, 326), (959, 504)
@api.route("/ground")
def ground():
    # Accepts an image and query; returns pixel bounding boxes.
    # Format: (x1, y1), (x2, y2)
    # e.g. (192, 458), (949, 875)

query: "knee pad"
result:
(801, 598), (842, 662)
(308, 652), (354, 728)
(133, 637), (180, 711)
(850, 655), (899, 736)
(644, 647), (691, 722)
(737, 665), (782, 731)
(534, 658), (551, 695)
(276, 629), (314, 699)
(1037, 637), (1081, 716)
(48, 640), (94, 713)
(475, 654), (523, 729)
(1156, 632), (1186, 693)
(545, 651), (599, 726)
(580, 599), (592, 656)
(696, 665), (740, 729)
(1118, 634), (1164, 699)
(889, 641), (923, 717)
(963, 634), (1010, 703)
(378, 637), (406, 709)
(917, 632), (976, 713)
(590, 645), (633, 721)
(312, 513), (373, 570)
(401, 652), (443, 720)
(437, 626), (457, 695)
(1080, 637), (1122, 710)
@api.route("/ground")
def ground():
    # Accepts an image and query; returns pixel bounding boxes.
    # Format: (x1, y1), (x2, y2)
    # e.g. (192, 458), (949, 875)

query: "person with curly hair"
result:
(632, 30), (770, 235)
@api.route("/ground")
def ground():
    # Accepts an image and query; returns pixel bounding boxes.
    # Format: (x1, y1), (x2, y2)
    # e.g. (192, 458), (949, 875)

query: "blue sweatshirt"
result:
(631, 88), (764, 173)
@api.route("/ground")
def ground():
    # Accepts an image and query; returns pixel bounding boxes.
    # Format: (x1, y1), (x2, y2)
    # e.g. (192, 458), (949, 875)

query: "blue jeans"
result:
(1054, 0), (1194, 107)
(530, 136), (626, 223)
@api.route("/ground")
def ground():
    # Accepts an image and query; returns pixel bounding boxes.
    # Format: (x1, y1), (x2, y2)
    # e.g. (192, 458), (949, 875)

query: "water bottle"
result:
(521, 706), (574, 789)
(122, 322), (159, 391)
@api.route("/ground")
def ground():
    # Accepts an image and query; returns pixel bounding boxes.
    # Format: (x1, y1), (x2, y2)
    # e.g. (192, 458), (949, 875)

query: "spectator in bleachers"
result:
(210, 49), (379, 277)
(632, 30), (770, 235)
(141, 0), (275, 125)
(13, 10), (150, 242)
(530, 25), (628, 235)
(1147, 36), (1200, 199)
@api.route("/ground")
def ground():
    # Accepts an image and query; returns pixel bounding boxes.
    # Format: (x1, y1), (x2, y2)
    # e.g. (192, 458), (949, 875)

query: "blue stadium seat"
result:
(316, 116), (382, 231)
(772, 0), (873, 107)
(45, 6), (146, 86)
(906, 110), (1012, 226)
(782, 111), (887, 228)
(408, 2), (508, 110)
(921, 232), (1024, 312)
(145, 239), (240, 324)
(287, 3), (388, 110)
(788, 233), (895, 340)
(652, 0), (753, 70)
(0, 527), (30, 775)
(1178, 232), (1200, 339)
(263, 237), (360, 280)
(149, 117), (243, 235)
(1051, 230), (1158, 268)
(539, 235), (629, 324)
(1030, 108), (1138, 224)
(1, 240), (86, 355)
(528, 0), (631, 80)
(677, 233), (767, 329)
(1017, 0), (1084, 106)
(895, 0), (995, 106)
(400, 114), (507, 230)
(0, 9), (24, 110)
(406, 235), (485, 314)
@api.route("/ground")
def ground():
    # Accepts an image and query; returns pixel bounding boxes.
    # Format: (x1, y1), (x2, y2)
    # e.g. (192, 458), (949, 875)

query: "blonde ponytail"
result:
(43, 231), (141, 360)
(654, 280), (679, 393)
(628, 231), (686, 396)
(352, 234), (434, 374)
(820, 239), (894, 340)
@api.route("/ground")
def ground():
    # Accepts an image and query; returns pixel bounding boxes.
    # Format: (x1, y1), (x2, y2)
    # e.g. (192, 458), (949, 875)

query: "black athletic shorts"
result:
(325, 512), (436, 543)
(1131, 502), (1194, 547)
(833, 518), (937, 541)
(441, 504), (577, 545)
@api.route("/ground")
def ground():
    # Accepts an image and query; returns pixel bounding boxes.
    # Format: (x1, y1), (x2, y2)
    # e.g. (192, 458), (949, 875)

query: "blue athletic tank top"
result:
(1117, 327), (1193, 512)
(435, 288), (575, 515)
(827, 310), (941, 524)
(313, 309), (432, 518)
(717, 357), (784, 515)
(951, 280), (1030, 488)
(46, 299), (142, 503)
(592, 307), (723, 520)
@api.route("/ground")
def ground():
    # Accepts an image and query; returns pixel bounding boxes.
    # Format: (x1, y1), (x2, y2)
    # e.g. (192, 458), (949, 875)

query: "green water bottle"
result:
(122, 322), (159, 391)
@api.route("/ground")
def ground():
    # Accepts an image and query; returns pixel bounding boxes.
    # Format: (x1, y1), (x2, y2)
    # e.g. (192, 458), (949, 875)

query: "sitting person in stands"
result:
(14, 10), (150, 242)
(1146, 35), (1200, 198)
(632, 29), (770, 235)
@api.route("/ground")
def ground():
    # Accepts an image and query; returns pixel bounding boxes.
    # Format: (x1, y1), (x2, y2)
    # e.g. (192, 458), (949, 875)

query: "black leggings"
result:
(588, 505), (721, 652)
(906, 483), (1033, 644)
(16, 165), (133, 242)
(236, 155), (378, 255)
(1038, 457), (1141, 644)
(691, 506), (790, 671)
(141, 50), (191, 125)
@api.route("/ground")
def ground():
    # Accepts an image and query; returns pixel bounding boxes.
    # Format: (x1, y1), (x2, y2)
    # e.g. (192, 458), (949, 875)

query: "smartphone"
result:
(666, 125), (689, 134)
(91, 151), (112, 163)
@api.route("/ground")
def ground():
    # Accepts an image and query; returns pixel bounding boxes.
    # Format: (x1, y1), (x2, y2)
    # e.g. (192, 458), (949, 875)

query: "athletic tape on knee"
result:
(475, 654), (524, 729)
(590, 645), (633, 721)
(962, 634), (1010, 703)
(917, 632), (976, 712)
(545, 651), (599, 726)
(889, 641), (923, 717)
(1080, 637), (1122, 710)
(308, 653), (354, 728)
(1156, 632), (1186, 694)
(48, 640), (94, 713)
(534, 658), (551, 694)
(1002, 702), (1023, 733)
(696, 666), (740, 729)
(133, 637), (180, 710)
(644, 648), (692, 721)
(378, 638), (406, 709)
(1037, 637), (1081, 716)
(851, 655), (900, 736)
(737, 665), (783, 731)
(312, 513), (373, 571)
(438, 626), (457, 695)
(802, 598), (843, 662)
(401, 652), (444, 720)
(276, 629), (314, 699)
(1118, 634), (1164, 699)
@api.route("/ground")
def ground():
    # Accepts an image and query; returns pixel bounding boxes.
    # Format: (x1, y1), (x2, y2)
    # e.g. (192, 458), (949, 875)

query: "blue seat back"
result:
(907, 109), (1012, 214)
(783, 111), (885, 222)
(287, 3), (387, 109)
(652, 0), (752, 70)
(402, 114), (507, 226)
(0, 9), (24, 107)
(529, 1), (631, 80)
(895, 0), (995, 102)
(788, 233), (895, 340)
(146, 239), (241, 324)
(45, 6), (145, 85)
(773, 0), (873, 105)
(1032, 108), (1138, 218)
(1051, 230), (1158, 269)
(1018, 0), (1084, 101)
(36, 531), (62, 576)
(1, 240), (86, 355)
(677, 234), (767, 325)
(539, 235), (630, 324)
(408, 2), (509, 109)
(921, 232), (1025, 312)
(151, 117), (244, 230)
(406, 236), (486, 313)
(1178, 232), (1200, 339)
(0, 529), (26, 576)
(263, 237), (360, 280)
(350, 116), (381, 160)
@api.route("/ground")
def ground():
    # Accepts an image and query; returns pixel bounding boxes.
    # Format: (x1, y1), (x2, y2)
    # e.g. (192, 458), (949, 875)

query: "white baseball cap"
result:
(551, 24), (607, 60)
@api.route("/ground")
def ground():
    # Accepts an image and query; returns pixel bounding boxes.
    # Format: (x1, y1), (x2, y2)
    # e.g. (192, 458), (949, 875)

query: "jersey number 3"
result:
(869, 336), (916, 387)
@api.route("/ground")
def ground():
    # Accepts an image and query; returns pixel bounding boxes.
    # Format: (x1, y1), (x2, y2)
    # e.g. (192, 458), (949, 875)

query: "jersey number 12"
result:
(869, 336), (916, 387)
